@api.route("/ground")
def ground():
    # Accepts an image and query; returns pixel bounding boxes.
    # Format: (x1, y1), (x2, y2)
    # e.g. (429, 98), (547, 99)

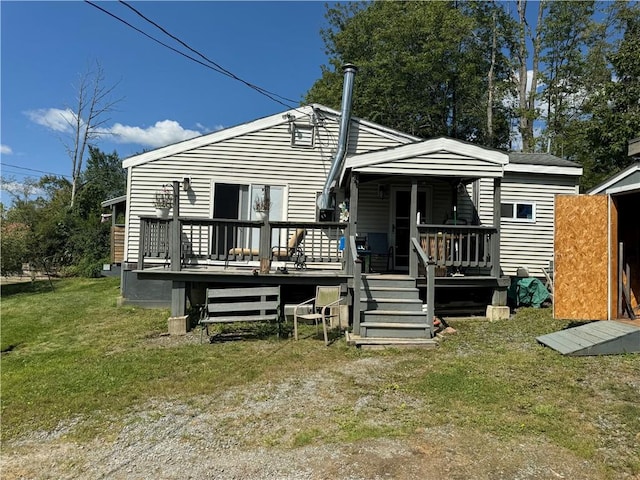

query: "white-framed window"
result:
(500, 202), (536, 222)
(291, 124), (315, 148)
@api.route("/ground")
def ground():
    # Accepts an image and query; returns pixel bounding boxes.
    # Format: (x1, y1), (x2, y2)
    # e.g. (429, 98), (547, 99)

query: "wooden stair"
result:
(351, 274), (436, 347)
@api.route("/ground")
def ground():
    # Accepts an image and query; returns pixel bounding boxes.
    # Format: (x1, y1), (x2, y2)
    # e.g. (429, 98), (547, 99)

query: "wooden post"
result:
(491, 177), (501, 278)
(618, 242), (623, 319)
(409, 178), (418, 278)
(426, 261), (435, 335)
(346, 173), (359, 275)
(349, 173), (359, 236)
(170, 180), (181, 272)
(259, 186), (271, 274)
(137, 218), (146, 270)
(350, 235), (362, 336)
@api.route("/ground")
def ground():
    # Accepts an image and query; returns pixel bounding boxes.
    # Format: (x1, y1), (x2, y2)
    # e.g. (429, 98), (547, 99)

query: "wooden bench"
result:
(199, 286), (281, 342)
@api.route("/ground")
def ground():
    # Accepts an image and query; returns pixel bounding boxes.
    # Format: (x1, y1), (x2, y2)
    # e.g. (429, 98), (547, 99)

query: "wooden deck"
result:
(136, 264), (349, 287)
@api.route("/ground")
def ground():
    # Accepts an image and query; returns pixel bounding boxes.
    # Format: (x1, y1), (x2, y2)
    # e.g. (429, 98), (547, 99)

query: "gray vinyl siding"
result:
(499, 173), (578, 277)
(125, 117), (408, 263)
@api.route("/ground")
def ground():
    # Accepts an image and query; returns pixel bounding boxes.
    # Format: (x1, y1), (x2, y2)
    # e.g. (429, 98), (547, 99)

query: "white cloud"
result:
(25, 107), (77, 133)
(1, 144), (13, 155)
(25, 107), (204, 149)
(109, 120), (202, 148)
(197, 122), (224, 134)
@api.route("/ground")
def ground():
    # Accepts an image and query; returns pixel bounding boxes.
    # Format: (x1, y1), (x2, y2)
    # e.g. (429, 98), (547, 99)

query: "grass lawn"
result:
(1, 277), (639, 477)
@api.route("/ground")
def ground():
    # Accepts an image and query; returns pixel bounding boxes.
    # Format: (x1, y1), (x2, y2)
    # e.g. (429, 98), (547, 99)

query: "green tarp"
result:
(508, 277), (551, 308)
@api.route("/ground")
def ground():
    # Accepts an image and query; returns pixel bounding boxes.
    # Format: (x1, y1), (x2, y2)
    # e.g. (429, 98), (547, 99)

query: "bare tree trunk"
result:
(516, 0), (544, 152)
(65, 62), (120, 207)
(487, 9), (497, 144)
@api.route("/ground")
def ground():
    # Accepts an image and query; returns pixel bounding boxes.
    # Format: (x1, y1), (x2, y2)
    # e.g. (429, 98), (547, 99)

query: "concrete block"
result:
(330, 304), (349, 329)
(485, 305), (510, 321)
(168, 315), (189, 335)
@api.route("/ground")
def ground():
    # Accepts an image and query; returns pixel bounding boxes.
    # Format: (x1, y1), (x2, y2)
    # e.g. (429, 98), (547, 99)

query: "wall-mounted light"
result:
(378, 184), (387, 199)
(183, 176), (191, 191)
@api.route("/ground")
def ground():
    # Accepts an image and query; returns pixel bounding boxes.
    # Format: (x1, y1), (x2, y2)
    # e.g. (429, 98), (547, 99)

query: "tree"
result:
(563, 1), (640, 190)
(65, 61), (120, 207)
(0, 147), (125, 277)
(305, 1), (515, 148)
(538, 0), (602, 155)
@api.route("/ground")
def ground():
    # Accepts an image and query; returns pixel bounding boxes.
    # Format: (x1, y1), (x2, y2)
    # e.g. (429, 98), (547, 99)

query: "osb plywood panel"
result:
(555, 195), (609, 320)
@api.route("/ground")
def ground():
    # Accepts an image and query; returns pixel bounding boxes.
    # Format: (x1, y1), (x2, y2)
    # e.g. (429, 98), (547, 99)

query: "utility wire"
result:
(85, 1), (305, 112)
(119, 0), (299, 104)
(1, 162), (71, 179)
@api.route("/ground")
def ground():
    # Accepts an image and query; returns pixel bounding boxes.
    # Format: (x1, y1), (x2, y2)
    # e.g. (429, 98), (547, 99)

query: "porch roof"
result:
(343, 137), (508, 180)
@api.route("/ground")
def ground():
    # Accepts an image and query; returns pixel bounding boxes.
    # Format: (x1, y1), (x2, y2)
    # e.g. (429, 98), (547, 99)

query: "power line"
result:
(1, 162), (71, 179)
(85, 1), (305, 112)
(118, 0), (299, 105)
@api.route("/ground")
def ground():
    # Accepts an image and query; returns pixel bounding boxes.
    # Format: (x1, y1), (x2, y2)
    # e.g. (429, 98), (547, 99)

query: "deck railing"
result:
(137, 216), (347, 270)
(416, 224), (496, 272)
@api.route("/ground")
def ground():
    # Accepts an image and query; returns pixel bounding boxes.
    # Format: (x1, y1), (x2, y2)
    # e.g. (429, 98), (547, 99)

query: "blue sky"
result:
(1, 1), (332, 200)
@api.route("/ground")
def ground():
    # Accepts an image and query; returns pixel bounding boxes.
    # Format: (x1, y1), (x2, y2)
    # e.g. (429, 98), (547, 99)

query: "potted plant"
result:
(154, 184), (174, 219)
(253, 195), (271, 221)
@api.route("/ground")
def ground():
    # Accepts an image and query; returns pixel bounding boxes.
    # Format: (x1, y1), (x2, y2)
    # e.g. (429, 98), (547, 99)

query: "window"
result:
(500, 202), (535, 222)
(291, 124), (315, 148)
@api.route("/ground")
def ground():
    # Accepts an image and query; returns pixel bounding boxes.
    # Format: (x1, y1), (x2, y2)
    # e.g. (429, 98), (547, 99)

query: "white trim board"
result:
(504, 163), (583, 176)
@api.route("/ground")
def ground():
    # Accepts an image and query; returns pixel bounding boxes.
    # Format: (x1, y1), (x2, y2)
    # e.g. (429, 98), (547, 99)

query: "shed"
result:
(554, 162), (640, 321)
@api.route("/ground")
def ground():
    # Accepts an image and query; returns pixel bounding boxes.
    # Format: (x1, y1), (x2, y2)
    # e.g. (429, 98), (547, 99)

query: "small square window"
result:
(291, 125), (315, 148)
(516, 203), (533, 219)
(501, 202), (535, 222)
(500, 203), (513, 218)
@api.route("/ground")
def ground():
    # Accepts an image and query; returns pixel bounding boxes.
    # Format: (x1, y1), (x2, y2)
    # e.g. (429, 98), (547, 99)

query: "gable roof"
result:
(506, 153), (583, 176)
(343, 137), (509, 179)
(588, 162), (640, 195)
(122, 104), (419, 169)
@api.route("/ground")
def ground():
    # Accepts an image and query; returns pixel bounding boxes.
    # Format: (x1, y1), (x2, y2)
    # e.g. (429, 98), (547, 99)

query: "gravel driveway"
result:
(2, 354), (609, 480)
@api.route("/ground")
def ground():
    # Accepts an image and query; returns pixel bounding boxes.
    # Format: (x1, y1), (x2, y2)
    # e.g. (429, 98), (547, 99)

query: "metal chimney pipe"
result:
(318, 63), (358, 210)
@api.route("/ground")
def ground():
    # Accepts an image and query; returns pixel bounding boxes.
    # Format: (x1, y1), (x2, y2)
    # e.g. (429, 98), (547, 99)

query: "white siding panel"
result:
(499, 173), (579, 277)
(125, 123), (336, 262)
(357, 183), (390, 235)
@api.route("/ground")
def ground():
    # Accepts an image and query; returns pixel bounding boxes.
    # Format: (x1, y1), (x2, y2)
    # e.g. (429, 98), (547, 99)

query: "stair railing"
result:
(349, 235), (362, 336)
(411, 237), (435, 330)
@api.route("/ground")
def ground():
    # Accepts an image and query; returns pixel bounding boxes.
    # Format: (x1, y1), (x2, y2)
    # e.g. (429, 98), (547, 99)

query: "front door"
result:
(392, 188), (432, 270)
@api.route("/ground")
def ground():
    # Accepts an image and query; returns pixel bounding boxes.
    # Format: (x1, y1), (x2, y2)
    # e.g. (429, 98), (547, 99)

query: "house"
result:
(118, 66), (582, 342)
(554, 159), (640, 321)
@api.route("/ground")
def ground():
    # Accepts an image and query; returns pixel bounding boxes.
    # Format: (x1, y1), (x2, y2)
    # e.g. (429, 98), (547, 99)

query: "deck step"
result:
(360, 321), (432, 339)
(362, 310), (428, 323)
(360, 298), (423, 311)
(361, 287), (420, 300)
(346, 331), (438, 349)
(362, 276), (416, 289)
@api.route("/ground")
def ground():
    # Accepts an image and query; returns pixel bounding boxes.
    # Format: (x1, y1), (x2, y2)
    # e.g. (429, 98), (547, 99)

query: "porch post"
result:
(347, 173), (360, 276)
(259, 186), (271, 274)
(171, 281), (186, 317)
(491, 177), (501, 278)
(409, 177), (418, 278)
(170, 180), (181, 272)
(169, 180), (188, 330)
